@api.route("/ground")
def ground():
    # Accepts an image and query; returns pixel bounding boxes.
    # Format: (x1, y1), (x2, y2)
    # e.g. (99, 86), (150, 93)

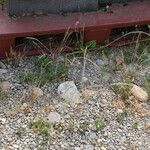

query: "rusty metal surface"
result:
(0, 1), (150, 58)
(1, 1), (150, 37)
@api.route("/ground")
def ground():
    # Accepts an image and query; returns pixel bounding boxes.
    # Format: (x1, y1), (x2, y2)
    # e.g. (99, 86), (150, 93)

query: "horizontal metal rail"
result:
(0, 1), (150, 58)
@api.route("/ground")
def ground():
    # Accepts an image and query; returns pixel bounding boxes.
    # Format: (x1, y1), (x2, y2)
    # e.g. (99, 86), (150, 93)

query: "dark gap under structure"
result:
(2, 0), (146, 16)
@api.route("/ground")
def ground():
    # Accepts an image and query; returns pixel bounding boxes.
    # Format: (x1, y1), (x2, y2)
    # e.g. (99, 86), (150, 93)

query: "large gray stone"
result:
(58, 81), (81, 106)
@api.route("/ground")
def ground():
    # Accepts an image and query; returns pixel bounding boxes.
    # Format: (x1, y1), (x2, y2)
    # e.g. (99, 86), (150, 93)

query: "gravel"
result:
(0, 47), (149, 150)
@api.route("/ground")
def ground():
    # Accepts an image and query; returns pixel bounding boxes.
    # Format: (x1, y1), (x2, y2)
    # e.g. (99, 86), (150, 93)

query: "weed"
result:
(78, 40), (96, 87)
(0, 89), (5, 100)
(56, 64), (68, 78)
(123, 48), (135, 64)
(94, 116), (105, 132)
(100, 46), (110, 57)
(99, 40), (110, 57)
(116, 109), (128, 123)
(15, 127), (25, 137)
(138, 51), (150, 65)
(79, 122), (88, 133)
(67, 120), (74, 131)
(20, 56), (68, 87)
(78, 40), (97, 54)
(99, 64), (109, 72)
(122, 42), (150, 65)
(137, 43), (150, 65)
(124, 69), (137, 83)
(20, 70), (37, 85)
(34, 56), (68, 86)
(29, 118), (52, 136)
(34, 55), (53, 68)
(112, 83), (133, 101)
(132, 121), (139, 129)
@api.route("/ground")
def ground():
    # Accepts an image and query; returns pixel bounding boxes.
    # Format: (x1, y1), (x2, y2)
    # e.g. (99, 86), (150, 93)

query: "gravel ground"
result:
(0, 46), (149, 150)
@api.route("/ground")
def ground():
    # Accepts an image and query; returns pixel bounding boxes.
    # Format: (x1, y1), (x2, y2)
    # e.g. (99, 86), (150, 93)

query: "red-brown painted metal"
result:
(84, 29), (111, 44)
(0, 1), (150, 58)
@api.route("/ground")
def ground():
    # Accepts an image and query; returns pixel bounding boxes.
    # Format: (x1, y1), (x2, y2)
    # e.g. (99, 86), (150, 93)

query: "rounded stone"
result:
(47, 112), (61, 123)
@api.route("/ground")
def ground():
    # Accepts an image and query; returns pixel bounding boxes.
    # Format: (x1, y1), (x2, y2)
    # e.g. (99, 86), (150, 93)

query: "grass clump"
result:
(0, 89), (5, 100)
(29, 118), (52, 136)
(99, 64), (109, 72)
(78, 40), (97, 54)
(122, 43), (150, 65)
(112, 83), (132, 101)
(79, 122), (88, 133)
(67, 120), (75, 131)
(100, 46), (110, 57)
(34, 56), (68, 86)
(138, 51), (150, 65)
(124, 69), (137, 83)
(143, 75), (150, 97)
(137, 42), (150, 65)
(94, 116), (105, 132)
(116, 109), (128, 123)
(20, 70), (37, 85)
(20, 55), (68, 87)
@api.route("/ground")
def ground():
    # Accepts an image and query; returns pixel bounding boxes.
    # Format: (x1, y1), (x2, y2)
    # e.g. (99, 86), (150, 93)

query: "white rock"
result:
(116, 109), (123, 114)
(58, 81), (81, 106)
(0, 69), (7, 74)
(96, 59), (105, 66)
(101, 146), (107, 150)
(20, 103), (28, 111)
(0, 117), (6, 123)
(30, 87), (43, 99)
(47, 112), (61, 123)
(12, 144), (19, 149)
(0, 81), (11, 91)
(84, 144), (94, 150)
(89, 131), (97, 139)
(82, 77), (88, 83)
(98, 139), (102, 143)
(131, 84), (149, 102)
